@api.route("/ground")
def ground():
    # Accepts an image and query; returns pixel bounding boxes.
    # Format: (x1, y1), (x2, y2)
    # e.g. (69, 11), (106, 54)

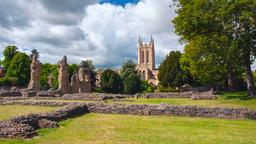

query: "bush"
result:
(140, 80), (154, 93)
(0, 77), (19, 86)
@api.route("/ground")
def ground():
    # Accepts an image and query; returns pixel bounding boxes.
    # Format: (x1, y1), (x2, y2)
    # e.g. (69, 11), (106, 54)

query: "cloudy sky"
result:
(0, 0), (182, 68)
(0, 0), (255, 69)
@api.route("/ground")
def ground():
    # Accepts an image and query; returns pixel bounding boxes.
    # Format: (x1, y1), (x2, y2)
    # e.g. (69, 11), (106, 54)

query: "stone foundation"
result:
(0, 100), (256, 138)
(0, 104), (88, 138)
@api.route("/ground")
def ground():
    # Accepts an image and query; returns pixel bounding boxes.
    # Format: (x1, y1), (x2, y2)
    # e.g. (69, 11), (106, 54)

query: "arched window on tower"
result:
(142, 51), (144, 63)
(146, 51), (149, 63)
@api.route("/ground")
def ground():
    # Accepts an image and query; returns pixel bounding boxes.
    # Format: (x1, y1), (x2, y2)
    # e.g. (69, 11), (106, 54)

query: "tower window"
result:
(142, 51), (144, 63)
(146, 51), (149, 63)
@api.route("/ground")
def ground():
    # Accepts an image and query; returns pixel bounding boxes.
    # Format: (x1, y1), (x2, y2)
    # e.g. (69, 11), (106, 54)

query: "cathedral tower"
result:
(137, 36), (159, 86)
(137, 36), (155, 70)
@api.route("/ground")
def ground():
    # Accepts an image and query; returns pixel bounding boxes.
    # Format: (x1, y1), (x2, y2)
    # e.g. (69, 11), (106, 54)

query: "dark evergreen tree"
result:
(124, 73), (141, 94)
(100, 69), (123, 94)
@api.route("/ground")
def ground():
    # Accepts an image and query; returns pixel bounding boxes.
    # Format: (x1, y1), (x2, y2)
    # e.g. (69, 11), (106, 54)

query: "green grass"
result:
(0, 113), (256, 144)
(0, 105), (58, 120)
(109, 91), (256, 110)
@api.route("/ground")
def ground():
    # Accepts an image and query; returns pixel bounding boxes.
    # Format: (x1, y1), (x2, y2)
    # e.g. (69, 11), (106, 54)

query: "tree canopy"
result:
(6, 52), (31, 85)
(100, 69), (123, 94)
(172, 0), (256, 95)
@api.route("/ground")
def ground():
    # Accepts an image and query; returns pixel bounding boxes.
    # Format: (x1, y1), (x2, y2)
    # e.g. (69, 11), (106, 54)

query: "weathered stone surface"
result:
(191, 90), (217, 100)
(61, 93), (130, 101)
(71, 74), (79, 93)
(0, 91), (22, 97)
(145, 92), (192, 98)
(28, 55), (41, 91)
(0, 104), (88, 138)
(57, 56), (70, 94)
(36, 91), (57, 97)
(38, 119), (58, 128)
(21, 90), (36, 97)
(78, 68), (91, 93)
(1, 100), (256, 121)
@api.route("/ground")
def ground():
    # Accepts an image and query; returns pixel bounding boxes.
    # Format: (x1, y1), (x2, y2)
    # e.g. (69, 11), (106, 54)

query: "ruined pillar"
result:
(57, 56), (70, 94)
(28, 55), (41, 91)
(78, 68), (91, 93)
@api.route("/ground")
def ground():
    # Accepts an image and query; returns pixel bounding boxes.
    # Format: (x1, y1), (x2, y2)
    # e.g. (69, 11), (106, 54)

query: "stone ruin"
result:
(71, 68), (91, 93)
(21, 55), (92, 97)
(27, 55), (41, 91)
(57, 56), (70, 94)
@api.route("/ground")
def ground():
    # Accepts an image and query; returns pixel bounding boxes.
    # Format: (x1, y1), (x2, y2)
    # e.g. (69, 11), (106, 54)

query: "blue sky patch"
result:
(99, 0), (140, 7)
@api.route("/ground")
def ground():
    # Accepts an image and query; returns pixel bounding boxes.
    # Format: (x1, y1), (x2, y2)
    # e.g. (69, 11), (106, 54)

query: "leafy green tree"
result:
(6, 52), (31, 85)
(100, 69), (123, 94)
(158, 51), (192, 88)
(39, 63), (58, 88)
(172, 0), (256, 95)
(124, 73), (141, 94)
(68, 64), (79, 79)
(140, 80), (154, 93)
(29, 49), (39, 60)
(2, 45), (18, 69)
(120, 59), (138, 80)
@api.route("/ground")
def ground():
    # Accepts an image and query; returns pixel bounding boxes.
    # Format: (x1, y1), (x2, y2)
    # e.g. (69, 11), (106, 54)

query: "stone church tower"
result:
(137, 36), (159, 86)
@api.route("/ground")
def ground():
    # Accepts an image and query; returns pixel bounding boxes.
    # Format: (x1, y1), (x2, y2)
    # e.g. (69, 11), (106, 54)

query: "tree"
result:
(124, 74), (141, 94)
(6, 52), (31, 85)
(2, 45), (18, 69)
(158, 51), (192, 88)
(30, 49), (39, 60)
(68, 64), (79, 79)
(181, 38), (229, 88)
(80, 60), (95, 71)
(172, 0), (256, 95)
(100, 69), (123, 94)
(39, 63), (58, 88)
(120, 59), (138, 80)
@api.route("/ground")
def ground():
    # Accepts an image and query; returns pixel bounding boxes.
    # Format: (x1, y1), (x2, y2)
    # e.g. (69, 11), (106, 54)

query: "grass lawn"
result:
(0, 105), (58, 120)
(0, 113), (255, 144)
(109, 91), (256, 110)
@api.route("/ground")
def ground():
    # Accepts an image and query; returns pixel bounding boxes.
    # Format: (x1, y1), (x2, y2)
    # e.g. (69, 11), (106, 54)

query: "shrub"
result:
(0, 77), (19, 86)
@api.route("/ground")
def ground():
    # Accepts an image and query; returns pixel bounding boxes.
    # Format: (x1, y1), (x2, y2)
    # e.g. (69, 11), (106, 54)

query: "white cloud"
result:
(0, 0), (181, 68)
(79, 0), (181, 67)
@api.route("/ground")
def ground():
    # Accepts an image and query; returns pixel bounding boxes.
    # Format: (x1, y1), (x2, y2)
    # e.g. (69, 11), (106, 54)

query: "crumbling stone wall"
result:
(0, 104), (88, 138)
(1, 101), (256, 138)
(27, 55), (41, 91)
(0, 101), (256, 120)
(57, 56), (70, 94)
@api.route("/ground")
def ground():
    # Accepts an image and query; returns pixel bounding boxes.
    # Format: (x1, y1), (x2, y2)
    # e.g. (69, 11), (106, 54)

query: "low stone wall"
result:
(145, 92), (193, 98)
(0, 104), (88, 138)
(61, 93), (132, 101)
(145, 90), (217, 100)
(1, 100), (256, 120)
(1, 100), (256, 138)
(86, 103), (256, 120)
